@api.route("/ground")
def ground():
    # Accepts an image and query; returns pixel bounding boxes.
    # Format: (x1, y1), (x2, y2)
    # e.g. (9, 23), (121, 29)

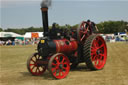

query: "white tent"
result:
(24, 32), (43, 38)
(0, 32), (23, 37)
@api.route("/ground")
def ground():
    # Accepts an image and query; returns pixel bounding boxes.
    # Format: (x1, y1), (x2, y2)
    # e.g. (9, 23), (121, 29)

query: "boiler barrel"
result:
(38, 39), (78, 57)
(54, 39), (78, 54)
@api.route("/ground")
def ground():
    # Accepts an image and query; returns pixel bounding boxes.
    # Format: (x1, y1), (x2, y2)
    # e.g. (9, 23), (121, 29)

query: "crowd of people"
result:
(0, 40), (14, 46)
(0, 38), (40, 46)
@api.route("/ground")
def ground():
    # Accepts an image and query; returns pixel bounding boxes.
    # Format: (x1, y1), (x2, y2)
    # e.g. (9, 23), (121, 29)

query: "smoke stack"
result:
(41, 7), (49, 36)
(40, 0), (51, 36)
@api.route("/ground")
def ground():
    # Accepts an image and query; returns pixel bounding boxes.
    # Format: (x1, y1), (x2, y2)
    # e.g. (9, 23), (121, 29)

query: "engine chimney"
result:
(41, 7), (49, 37)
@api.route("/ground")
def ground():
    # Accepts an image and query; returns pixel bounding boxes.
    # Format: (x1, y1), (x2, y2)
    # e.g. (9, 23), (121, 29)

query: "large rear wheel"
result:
(83, 35), (107, 70)
(48, 53), (70, 79)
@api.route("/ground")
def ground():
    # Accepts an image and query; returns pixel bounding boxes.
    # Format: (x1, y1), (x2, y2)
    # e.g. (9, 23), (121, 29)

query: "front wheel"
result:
(83, 35), (107, 70)
(27, 53), (46, 76)
(48, 53), (70, 79)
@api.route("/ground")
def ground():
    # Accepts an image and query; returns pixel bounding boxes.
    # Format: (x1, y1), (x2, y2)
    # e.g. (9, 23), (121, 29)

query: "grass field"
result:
(0, 42), (128, 85)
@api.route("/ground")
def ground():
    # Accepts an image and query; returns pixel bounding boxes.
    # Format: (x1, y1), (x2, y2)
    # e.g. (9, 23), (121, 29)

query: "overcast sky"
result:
(0, 0), (128, 29)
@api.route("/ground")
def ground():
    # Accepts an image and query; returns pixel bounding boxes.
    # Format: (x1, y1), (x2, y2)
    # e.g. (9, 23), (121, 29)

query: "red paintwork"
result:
(54, 38), (78, 54)
(91, 36), (107, 69)
(50, 53), (70, 79)
(79, 21), (92, 43)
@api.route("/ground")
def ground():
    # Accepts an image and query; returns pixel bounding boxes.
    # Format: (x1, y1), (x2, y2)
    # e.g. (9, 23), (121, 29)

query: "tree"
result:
(3, 20), (128, 34)
(0, 28), (3, 32)
(96, 20), (128, 34)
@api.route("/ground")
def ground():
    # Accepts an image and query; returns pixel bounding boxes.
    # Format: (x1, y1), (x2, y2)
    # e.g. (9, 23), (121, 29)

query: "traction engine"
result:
(27, 4), (107, 79)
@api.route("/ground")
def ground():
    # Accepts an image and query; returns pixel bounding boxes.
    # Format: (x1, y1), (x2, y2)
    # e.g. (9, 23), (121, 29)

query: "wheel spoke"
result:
(38, 56), (42, 59)
(35, 67), (38, 73)
(31, 59), (35, 63)
(38, 67), (42, 72)
(35, 55), (38, 59)
(98, 59), (103, 66)
(82, 23), (85, 28)
(99, 53), (105, 57)
(96, 37), (100, 42)
(91, 52), (96, 56)
(96, 58), (100, 64)
(63, 67), (68, 70)
(57, 55), (60, 61)
(98, 44), (104, 49)
(91, 52), (95, 55)
(63, 62), (68, 65)
(98, 59), (101, 65)
(80, 34), (85, 41)
(53, 71), (57, 76)
(29, 64), (34, 66)
(91, 49), (97, 55)
(55, 57), (60, 63)
(92, 55), (97, 61)
(31, 66), (35, 71)
(92, 41), (97, 48)
(52, 62), (57, 66)
(61, 71), (64, 75)
(61, 58), (65, 63)
(37, 67), (41, 72)
(80, 30), (84, 33)
(94, 60), (97, 65)
(59, 70), (61, 76)
(94, 40), (99, 48)
(91, 47), (97, 51)
(52, 67), (57, 72)
(91, 49), (96, 53)
(84, 27), (88, 34)
(41, 66), (46, 70)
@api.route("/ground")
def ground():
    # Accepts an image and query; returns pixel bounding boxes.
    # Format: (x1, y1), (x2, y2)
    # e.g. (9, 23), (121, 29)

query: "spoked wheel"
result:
(84, 35), (107, 70)
(48, 53), (70, 79)
(77, 21), (92, 43)
(27, 53), (46, 76)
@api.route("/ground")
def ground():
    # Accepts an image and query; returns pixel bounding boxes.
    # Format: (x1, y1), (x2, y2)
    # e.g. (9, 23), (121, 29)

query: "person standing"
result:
(49, 23), (61, 39)
(87, 19), (99, 33)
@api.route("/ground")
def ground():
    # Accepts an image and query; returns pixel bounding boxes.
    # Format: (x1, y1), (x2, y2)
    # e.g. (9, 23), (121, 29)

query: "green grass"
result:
(0, 42), (128, 85)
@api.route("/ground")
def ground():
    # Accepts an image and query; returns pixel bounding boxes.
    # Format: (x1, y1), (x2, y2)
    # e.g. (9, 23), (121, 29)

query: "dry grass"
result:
(0, 42), (128, 85)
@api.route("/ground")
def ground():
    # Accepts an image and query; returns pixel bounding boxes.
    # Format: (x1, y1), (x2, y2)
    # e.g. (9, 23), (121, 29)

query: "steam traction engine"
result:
(27, 6), (107, 79)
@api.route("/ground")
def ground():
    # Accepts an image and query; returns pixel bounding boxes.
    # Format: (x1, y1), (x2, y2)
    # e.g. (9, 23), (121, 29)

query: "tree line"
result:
(0, 20), (128, 35)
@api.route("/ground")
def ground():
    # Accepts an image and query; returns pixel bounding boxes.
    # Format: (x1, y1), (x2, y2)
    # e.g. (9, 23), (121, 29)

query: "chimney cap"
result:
(41, 7), (48, 11)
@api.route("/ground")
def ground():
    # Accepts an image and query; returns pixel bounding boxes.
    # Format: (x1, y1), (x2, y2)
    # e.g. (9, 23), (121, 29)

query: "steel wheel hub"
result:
(59, 64), (63, 69)
(96, 49), (101, 55)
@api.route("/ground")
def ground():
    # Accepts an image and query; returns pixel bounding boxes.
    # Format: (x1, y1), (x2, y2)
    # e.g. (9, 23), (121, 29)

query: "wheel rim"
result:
(91, 36), (107, 69)
(77, 21), (92, 43)
(49, 53), (70, 79)
(27, 53), (46, 76)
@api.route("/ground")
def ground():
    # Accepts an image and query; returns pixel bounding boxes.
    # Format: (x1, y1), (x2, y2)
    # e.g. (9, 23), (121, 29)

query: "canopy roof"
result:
(0, 32), (23, 37)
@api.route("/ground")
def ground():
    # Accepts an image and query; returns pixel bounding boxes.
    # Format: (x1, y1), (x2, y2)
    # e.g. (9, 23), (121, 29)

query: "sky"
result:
(0, 0), (128, 29)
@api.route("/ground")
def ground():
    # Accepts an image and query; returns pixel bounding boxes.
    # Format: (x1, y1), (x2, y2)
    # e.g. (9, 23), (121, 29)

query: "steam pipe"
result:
(41, 7), (49, 37)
